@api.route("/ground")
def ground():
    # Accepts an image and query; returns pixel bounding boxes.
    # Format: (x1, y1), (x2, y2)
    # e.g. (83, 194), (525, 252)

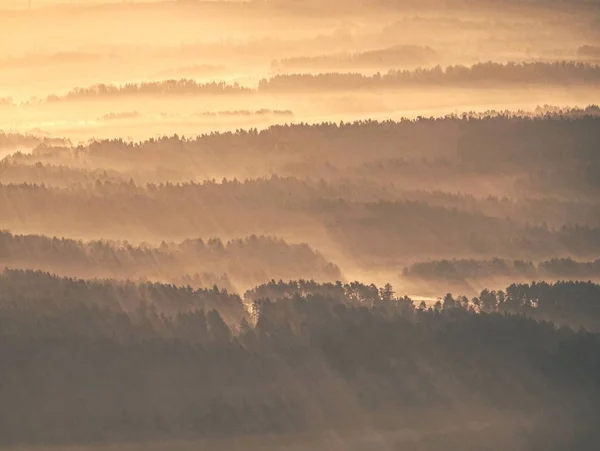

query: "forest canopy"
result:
(1, 272), (599, 447)
(3, 0), (600, 447)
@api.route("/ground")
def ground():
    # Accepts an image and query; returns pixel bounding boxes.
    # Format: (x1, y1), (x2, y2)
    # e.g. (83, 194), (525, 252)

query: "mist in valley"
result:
(2, 1), (600, 450)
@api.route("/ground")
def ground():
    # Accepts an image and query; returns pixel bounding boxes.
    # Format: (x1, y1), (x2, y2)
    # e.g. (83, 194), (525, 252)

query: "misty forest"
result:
(2, 1), (600, 450)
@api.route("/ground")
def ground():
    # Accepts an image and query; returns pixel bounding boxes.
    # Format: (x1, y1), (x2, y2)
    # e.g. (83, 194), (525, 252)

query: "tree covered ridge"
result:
(1, 180), (599, 262)
(403, 256), (600, 285)
(2, 114), (600, 274)
(9, 113), (600, 186)
(271, 44), (438, 71)
(48, 80), (252, 102)
(259, 61), (600, 91)
(0, 230), (340, 290)
(4, 268), (600, 341)
(10, 62), (600, 104)
(1, 271), (600, 447)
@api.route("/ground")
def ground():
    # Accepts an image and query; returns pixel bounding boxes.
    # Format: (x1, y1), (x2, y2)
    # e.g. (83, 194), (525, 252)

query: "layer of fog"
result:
(2, 88), (599, 143)
(2, 0), (598, 101)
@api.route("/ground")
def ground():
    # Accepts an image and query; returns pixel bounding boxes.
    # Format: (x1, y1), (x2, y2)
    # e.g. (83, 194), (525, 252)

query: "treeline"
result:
(33, 62), (600, 103)
(444, 280), (600, 331)
(14, 113), (600, 176)
(0, 154), (594, 209)
(578, 45), (600, 59)
(1, 273), (599, 447)
(6, 114), (600, 200)
(468, 104), (600, 118)
(194, 109), (294, 118)
(271, 45), (438, 71)
(0, 268), (245, 329)
(1, 180), (599, 261)
(0, 231), (340, 290)
(0, 132), (70, 151)
(45, 80), (253, 102)
(259, 62), (600, 92)
(403, 257), (600, 285)
(11, 114), (600, 170)
(96, 108), (294, 123)
(360, 190), (600, 228)
(0, 178), (326, 246)
(0, 161), (125, 187)
(323, 201), (600, 262)
(98, 109), (294, 123)
(247, 278), (600, 330)
(3, 160), (599, 231)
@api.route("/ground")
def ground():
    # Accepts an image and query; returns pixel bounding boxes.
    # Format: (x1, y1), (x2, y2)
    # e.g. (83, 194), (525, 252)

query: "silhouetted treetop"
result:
(259, 62), (600, 92)
(46, 79), (252, 102)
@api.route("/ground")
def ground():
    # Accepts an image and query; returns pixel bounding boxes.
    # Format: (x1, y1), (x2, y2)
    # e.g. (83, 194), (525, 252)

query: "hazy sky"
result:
(2, 0), (599, 140)
(1, 0), (159, 9)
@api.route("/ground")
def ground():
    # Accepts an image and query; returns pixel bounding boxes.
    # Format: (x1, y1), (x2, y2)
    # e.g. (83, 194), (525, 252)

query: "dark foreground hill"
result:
(1, 271), (599, 450)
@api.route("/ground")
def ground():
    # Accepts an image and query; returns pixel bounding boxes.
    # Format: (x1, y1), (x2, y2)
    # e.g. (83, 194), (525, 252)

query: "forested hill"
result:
(0, 230), (340, 290)
(1, 271), (600, 448)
